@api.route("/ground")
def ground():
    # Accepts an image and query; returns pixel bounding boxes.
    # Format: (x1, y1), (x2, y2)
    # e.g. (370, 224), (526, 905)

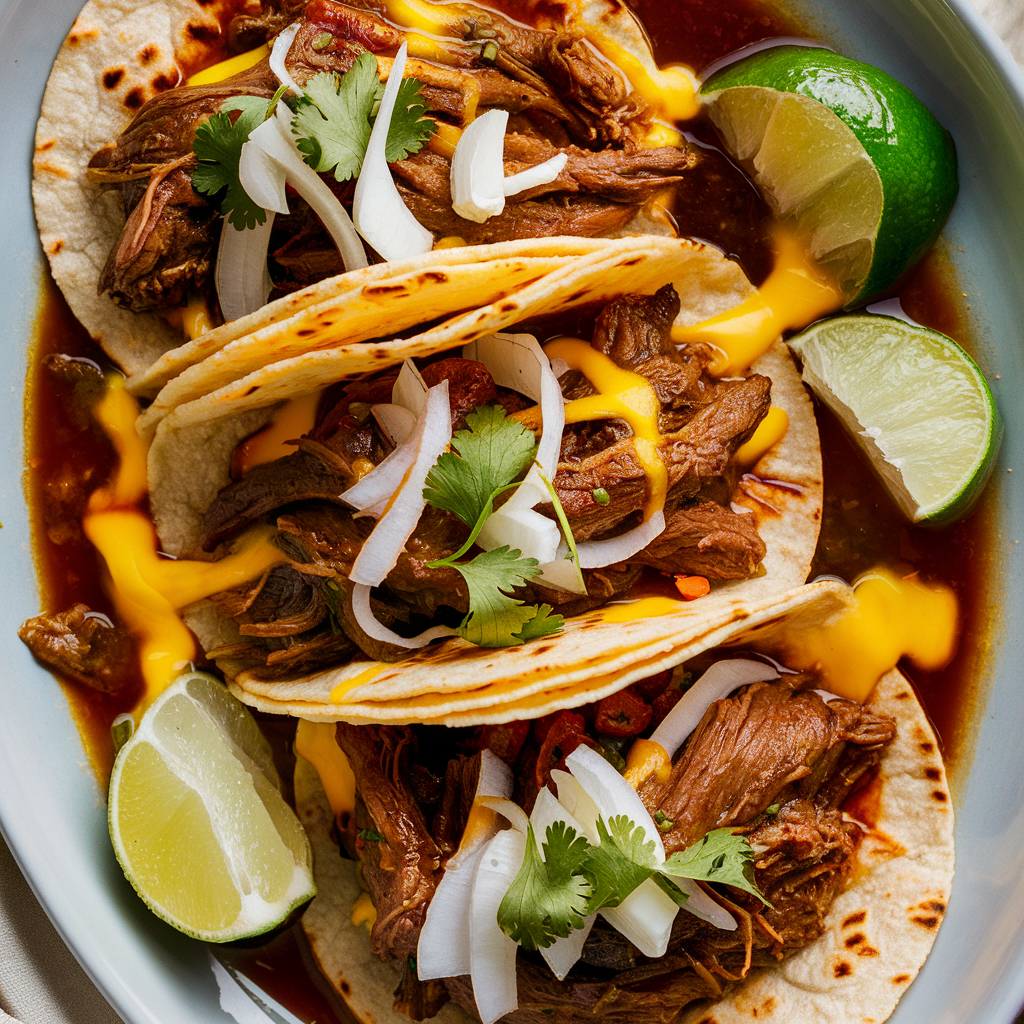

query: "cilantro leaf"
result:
(385, 76), (437, 162)
(291, 56), (381, 181)
(192, 96), (272, 230)
(424, 405), (538, 529)
(514, 604), (564, 643)
(661, 827), (769, 906)
(582, 815), (659, 912)
(497, 821), (592, 950)
(451, 546), (542, 647)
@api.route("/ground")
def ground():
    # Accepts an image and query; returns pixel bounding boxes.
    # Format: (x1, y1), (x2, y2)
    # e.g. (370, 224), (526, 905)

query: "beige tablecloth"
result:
(4, 2), (1023, 1022)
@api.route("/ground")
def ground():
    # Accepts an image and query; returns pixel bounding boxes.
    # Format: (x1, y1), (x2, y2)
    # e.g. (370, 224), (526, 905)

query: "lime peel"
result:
(787, 314), (1001, 526)
(108, 671), (315, 942)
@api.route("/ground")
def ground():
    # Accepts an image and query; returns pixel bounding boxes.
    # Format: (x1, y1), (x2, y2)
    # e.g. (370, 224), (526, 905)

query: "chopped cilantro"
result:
(358, 828), (384, 842)
(765, 803), (781, 816)
(653, 810), (675, 833)
(290, 55), (435, 181)
(192, 96), (272, 230)
(592, 487), (611, 506)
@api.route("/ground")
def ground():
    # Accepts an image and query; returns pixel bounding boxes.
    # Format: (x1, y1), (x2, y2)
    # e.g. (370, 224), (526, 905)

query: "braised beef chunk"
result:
(19, 604), (135, 693)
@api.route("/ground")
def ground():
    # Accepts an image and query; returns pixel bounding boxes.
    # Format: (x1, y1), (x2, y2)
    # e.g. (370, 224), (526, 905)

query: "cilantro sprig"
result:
(191, 57), (435, 225)
(423, 405), (575, 648)
(292, 54), (436, 181)
(497, 816), (767, 950)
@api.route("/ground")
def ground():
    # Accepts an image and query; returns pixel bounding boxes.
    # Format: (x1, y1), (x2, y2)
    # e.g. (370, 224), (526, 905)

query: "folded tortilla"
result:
(293, 580), (954, 1024)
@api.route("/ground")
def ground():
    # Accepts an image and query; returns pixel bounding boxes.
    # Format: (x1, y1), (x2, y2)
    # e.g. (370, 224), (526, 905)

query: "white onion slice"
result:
(371, 403), (417, 447)
(469, 828), (525, 1024)
(531, 787), (595, 980)
(214, 214), (275, 322)
(418, 751), (513, 980)
(350, 583), (455, 649)
(649, 659), (780, 759)
(482, 796), (531, 837)
(477, 506), (561, 564)
(502, 151), (568, 197)
(575, 508), (667, 570)
(352, 43), (434, 261)
(393, 358), (429, 418)
(451, 109), (508, 223)
(814, 688), (840, 703)
(269, 22), (302, 97)
(349, 380), (452, 585)
(248, 111), (368, 272)
(239, 140), (288, 214)
(659, 874), (738, 931)
(339, 434), (418, 514)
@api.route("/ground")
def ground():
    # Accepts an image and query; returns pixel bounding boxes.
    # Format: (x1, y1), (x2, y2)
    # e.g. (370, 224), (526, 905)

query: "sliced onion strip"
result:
(349, 380), (452, 585)
(269, 22), (302, 97)
(417, 751), (513, 980)
(350, 583), (455, 649)
(451, 109), (508, 223)
(370, 403), (417, 447)
(248, 110), (368, 272)
(352, 43), (434, 261)
(575, 508), (666, 570)
(238, 139), (288, 214)
(649, 659), (780, 759)
(502, 151), (567, 196)
(214, 214), (275, 322)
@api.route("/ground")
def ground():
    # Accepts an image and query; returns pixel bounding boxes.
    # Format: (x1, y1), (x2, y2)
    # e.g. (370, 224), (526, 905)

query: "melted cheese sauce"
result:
(623, 737), (672, 789)
(85, 379), (286, 711)
(236, 392), (321, 474)
(673, 228), (843, 376)
(544, 338), (667, 522)
(295, 719), (356, 821)
(331, 664), (387, 704)
(782, 569), (959, 702)
(735, 407), (789, 466)
(186, 44), (271, 87)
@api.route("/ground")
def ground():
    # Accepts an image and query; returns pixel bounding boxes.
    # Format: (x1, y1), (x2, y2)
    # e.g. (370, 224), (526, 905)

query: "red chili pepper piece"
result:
(594, 689), (653, 737)
(461, 721), (530, 766)
(630, 669), (672, 702)
(650, 686), (684, 730)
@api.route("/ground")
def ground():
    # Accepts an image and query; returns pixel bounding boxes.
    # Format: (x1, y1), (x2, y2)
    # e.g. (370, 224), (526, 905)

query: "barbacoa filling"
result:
(86, 0), (704, 314)
(332, 673), (897, 1022)
(191, 285), (769, 676)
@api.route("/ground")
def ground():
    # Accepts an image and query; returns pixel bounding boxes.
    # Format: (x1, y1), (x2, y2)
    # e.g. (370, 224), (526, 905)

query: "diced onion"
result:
(451, 111), (567, 223)
(248, 110), (368, 272)
(214, 214), (275, 322)
(478, 506), (561, 564)
(269, 22), (302, 97)
(650, 659), (780, 759)
(575, 508), (667, 570)
(352, 43), (434, 261)
(451, 109), (508, 223)
(469, 828), (525, 1024)
(350, 583), (455, 649)
(418, 751), (513, 980)
(349, 380), (452, 585)
(371, 403), (417, 446)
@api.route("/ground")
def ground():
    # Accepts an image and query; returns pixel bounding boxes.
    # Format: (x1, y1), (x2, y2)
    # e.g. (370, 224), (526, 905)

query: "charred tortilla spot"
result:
(36, 140), (56, 152)
(419, 271), (448, 284)
(925, 767), (941, 780)
(927, 900), (947, 913)
(241, 386), (259, 397)
(858, 946), (880, 957)
(138, 44), (158, 65)
(932, 789), (948, 802)
(919, 740), (935, 753)
(297, 329), (316, 337)
(187, 22), (221, 44)
(152, 73), (177, 92)
(48, 241), (64, 256)
(843, 911), (867, 928)
(622, 256), (644, 266)
(68, 28), (98, 45)
(103, 67), (124, 89)
(834, 961), (853, 978)
(844, 932), (865, 947)
(500, 302), (518, 312)
(339, 979), (351, 994)
(895, 690), (911, 699)
(893, 974), (911, 985)
(912, 915), (940, 929)
(366, 284), (411, 297)
(123, 88), (145, 110)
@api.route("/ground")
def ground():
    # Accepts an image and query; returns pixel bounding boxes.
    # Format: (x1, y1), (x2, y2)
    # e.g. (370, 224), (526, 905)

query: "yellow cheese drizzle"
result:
(544, 338), (668, 524)
(295, 719), (356, 821)
(331, 664), (387, 704)
(780, 569), (958, 703)
(236, 391), (321, 474)
(84, 378), (287, 712)
(673, 227), (843, 377)
(600, 596), (684, 623)
(351, 891), (378, 930)
(734, 407), (789, 466)
(186, 44), (271, 87)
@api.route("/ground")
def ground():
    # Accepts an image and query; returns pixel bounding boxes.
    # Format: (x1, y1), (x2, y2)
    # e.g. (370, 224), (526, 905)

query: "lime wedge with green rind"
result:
(788, 314), (1001, 526)
(108, 671), (315, 942)
(700, 46), (958, 304)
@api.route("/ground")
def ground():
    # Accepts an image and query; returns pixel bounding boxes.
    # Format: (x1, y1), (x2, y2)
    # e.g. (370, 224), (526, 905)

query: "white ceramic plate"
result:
(2, 1), (1023, 1022)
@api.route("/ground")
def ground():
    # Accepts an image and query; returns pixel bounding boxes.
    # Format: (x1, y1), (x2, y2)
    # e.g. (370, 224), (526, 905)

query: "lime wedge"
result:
(788, 314), (1001, 525)
(108, 672), (315, 942)
(700, 46), (958, 304)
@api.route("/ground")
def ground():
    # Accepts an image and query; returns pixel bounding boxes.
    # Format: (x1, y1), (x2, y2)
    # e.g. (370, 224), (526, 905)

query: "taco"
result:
(137, 229), (821, 719)
(33, 0), (709, 376)
(292, 578), (954, 1024)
